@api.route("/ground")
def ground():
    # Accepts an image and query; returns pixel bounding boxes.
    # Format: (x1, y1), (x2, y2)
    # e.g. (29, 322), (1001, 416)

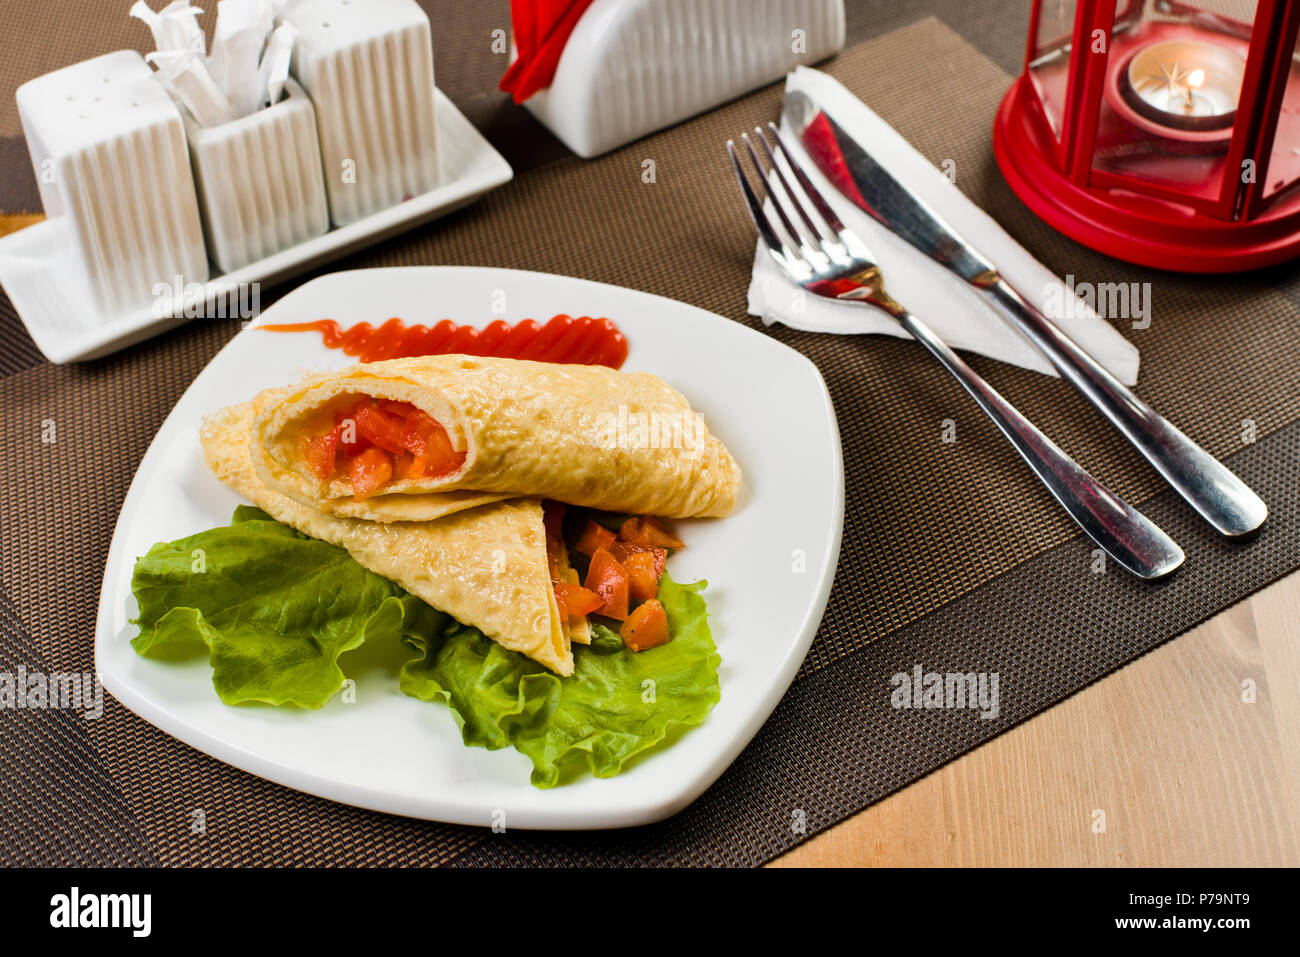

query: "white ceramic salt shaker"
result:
(184, 78), (329, 273)
(15, 50), (209, 317)
(524, 0), (847, 158)
(282, 0), (440, 226)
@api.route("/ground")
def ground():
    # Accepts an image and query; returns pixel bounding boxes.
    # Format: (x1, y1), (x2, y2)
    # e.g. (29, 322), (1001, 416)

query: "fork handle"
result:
(981, 279), (1266, 538)
(895, 309), (1184, 580)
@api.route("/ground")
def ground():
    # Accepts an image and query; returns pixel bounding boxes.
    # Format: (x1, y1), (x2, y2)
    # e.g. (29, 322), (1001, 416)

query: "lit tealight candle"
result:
(1124, 39), (1245, 132)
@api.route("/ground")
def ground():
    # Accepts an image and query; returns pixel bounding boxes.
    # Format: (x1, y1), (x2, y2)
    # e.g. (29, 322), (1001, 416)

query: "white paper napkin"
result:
(134, 0), (293, 126)
(748, 66), (1141, 385)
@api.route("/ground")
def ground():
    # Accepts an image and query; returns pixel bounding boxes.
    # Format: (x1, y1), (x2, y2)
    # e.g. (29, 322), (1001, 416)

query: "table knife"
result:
(784, 89), (1267, 539)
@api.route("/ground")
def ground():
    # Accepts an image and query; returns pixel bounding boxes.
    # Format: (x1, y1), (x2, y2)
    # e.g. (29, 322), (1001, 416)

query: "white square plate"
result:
(95, 266), (844, 829)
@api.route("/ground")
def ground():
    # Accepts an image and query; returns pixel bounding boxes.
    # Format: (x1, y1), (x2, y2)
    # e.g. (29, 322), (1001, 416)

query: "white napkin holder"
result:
(15, 50), (208, 318)
(184, 78), (329, 273)
(524, 0), (846, 158)
(284, 0), (440, 226)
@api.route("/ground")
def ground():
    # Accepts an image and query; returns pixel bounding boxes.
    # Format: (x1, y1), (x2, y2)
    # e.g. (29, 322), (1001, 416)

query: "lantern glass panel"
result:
(1263, 28), (1300, 200)
(1089, 0), (1254, 206)
(1029, 0), (1078, 140)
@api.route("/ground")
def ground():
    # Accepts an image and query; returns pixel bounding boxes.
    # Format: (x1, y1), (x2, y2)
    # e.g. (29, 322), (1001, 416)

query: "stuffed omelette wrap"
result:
(249, 355), (741, 522)
(200, 402), (578, 675)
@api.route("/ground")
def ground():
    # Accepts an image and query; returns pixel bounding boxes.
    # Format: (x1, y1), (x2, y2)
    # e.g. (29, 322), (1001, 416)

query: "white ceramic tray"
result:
(0, 88), (512, 363)
(95, 266), (845, 829)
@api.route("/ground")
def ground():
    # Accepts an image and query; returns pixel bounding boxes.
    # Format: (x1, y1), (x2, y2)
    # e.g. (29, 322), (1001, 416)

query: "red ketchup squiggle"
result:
(262, 315), (628, 368)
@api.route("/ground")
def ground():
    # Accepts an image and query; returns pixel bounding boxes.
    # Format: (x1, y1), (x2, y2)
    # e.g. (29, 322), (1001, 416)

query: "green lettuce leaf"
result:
(130, 508), (721, 786)
(400, 573), (721, 787)
(131, 506), (443, 708)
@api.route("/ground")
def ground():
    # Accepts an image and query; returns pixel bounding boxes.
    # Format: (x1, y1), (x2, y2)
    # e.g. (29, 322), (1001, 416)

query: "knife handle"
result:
(981, 280), (1267, 539)
(896, 309), (1183, 580)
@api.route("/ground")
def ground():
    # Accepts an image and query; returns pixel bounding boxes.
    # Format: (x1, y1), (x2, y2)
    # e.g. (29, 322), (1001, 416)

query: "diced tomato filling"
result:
(381, 400), (416, 418)
(391, 451), (415, 481)
(539, 509), (683, 649)
(349, 447), (393, 500)
(555, 582), (603, 618)
(303, 429), (340, 481)
(618, 515), (685, 550)
(402, 409), (463, 479)
(305, 398), (466, 498)
(584, 547), (630, 620)
(573, 519), (616, 556)
(620, 599), (670, 651)
(542, 502), (603, 625)
(609, 541), (667, 580)
(623, 550), (659, 602)
(333, 408), (369, 457)
(353, 404), (407, 454)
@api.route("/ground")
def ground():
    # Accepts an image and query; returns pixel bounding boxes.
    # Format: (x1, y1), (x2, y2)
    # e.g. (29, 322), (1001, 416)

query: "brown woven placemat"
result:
(3, 6), (1299, 866)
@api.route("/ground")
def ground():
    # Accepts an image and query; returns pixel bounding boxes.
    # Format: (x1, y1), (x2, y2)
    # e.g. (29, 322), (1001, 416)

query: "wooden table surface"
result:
(771, 568), (1300, 867)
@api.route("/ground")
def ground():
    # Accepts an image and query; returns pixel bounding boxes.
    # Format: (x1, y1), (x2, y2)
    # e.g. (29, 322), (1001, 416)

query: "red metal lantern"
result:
(994, 0), (1300, 271)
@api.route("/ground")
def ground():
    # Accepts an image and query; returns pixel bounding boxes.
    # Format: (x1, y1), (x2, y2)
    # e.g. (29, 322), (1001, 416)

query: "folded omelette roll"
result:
(246, 385), (512, 523)
(201, 402), (573, 676)
(252, 355), (741, 521)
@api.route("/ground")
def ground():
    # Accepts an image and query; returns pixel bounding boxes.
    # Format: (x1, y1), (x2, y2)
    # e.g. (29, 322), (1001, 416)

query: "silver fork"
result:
(727, 123), (1184, 580)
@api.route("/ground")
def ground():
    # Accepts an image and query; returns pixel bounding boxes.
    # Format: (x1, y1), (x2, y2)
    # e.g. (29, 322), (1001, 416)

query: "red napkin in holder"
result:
(499, 0), (598, 103)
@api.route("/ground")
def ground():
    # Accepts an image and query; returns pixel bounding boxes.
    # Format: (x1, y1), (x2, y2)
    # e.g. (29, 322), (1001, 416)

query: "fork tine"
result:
(739, 132), (807, 255)
(766, 121), (848, 238)
(751, 127), (826, 249)
(725, 139), (794, 264)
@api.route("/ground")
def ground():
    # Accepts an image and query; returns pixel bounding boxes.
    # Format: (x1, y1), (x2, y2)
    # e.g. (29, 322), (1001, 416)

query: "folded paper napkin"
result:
(132, 0), (294, 127)
(748, 66), (1140, 385)
(499, 0), (598, 104)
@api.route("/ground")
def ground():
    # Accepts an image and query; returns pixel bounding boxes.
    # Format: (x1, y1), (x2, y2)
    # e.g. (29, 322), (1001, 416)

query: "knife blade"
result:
(783, 88), (1266, 539)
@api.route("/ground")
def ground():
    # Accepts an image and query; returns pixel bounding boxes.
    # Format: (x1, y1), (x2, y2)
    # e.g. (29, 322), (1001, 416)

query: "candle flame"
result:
(1187, 68), (1205, 88)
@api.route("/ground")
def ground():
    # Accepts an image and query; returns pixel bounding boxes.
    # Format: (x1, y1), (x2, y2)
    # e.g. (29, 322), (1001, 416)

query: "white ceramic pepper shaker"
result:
(283, 0), (440, 226)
